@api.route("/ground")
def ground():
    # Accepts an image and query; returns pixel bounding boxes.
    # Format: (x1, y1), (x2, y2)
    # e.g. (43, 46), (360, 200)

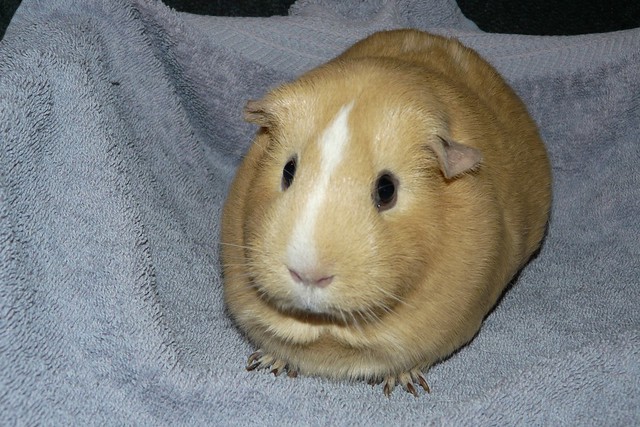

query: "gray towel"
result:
(1, 0), (638, 424)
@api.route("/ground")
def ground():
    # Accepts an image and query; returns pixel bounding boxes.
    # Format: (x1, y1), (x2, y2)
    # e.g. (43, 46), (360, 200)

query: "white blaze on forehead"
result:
(286, 101), (354, 273)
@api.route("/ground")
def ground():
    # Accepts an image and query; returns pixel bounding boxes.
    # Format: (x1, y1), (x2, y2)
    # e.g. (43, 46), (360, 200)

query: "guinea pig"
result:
(221, 29), (551, 396)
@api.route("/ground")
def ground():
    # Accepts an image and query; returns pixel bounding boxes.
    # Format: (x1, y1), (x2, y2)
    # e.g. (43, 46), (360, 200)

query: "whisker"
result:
(220, 263), (255, 268)
(339, 310), (348, 327)
(365, 307), (383, 324)
(373, 285), (417, 310)
(349, 312), (362, 331)
(218, 241), (267, 255)
(219, 273), (256, 281)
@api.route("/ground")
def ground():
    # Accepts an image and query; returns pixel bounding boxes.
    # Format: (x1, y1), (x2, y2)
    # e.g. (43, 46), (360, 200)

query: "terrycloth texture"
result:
(1, 0), (638, 424)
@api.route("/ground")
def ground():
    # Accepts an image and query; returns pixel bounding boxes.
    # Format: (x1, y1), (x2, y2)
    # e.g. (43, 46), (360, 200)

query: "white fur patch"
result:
(285, 102), (354, 303)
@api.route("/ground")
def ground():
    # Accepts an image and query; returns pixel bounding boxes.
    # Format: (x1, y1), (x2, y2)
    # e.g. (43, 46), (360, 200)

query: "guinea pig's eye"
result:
(374, 172), (398, 212)
(281, 157), (297, 191)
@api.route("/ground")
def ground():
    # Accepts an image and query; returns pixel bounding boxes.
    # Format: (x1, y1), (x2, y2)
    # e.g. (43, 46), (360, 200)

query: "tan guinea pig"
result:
(221, 29), (552, 396)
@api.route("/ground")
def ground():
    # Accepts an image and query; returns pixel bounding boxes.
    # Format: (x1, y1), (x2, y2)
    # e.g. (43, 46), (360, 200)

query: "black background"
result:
(1, 0), (639, 42)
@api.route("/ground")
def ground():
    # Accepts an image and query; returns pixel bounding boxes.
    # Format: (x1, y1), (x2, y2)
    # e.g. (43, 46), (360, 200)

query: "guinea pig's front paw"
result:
(246, 350), (298, 378)
(372, 369), (431, 397)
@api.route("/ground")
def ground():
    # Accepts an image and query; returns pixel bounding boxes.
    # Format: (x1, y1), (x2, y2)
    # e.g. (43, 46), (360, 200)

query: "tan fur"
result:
(221, 30), (551, 388)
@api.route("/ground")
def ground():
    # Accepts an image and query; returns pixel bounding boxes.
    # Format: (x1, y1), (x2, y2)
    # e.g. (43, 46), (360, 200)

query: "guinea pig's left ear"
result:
(244, 99), (274, 127)
(428, 136), (483, 179)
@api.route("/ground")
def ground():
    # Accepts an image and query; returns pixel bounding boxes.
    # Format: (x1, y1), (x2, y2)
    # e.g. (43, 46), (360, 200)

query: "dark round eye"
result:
(374, 172), (398, 211)
(281, 157), (297, 191)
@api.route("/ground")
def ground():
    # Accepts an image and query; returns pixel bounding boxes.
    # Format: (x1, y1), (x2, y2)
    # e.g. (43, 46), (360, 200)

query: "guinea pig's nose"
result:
(288, 268), (334, 288)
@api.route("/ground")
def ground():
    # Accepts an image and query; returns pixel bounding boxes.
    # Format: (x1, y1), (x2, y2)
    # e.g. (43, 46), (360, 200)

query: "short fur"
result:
(221, 29), (552, 394)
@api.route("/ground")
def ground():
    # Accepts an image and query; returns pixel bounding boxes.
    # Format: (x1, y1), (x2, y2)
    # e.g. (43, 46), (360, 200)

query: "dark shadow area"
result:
(160, 0), (295, 17)
(3, 0), (639, 41)
(1, 0), (22, 39)
(456, 0), (640, 35)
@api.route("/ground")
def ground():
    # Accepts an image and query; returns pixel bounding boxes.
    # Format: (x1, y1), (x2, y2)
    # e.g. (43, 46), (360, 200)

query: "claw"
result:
(405, 382), (418, 397)
(245, 350), (276, 372)
(246, 350), (263, 369)
(398, 372), (417, 397)
(382, 376), (395, 397)
(245, 350), (297, 378)
(377, 370), (431, 396)
(246, 356), (262, 371)
(417, 373), (431, 394)
(409, 369), (431, 393)
(270, 359), (287, 376)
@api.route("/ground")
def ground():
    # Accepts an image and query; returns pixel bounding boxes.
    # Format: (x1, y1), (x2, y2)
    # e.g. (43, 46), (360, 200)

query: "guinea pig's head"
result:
(241, 60), (482, 325)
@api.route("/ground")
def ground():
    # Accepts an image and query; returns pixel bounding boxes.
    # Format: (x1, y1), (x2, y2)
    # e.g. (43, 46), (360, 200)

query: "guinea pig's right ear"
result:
(244, 99), (275, 128)
(428, 136), (483, 180)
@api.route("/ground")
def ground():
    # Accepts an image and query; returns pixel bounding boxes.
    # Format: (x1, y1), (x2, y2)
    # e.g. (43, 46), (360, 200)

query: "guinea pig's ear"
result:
(244, 99), (275, 127)
(428, 136), (483, 179)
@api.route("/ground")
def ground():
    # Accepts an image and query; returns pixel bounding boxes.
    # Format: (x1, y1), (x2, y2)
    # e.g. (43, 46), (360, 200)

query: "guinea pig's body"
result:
(221, 29), (551, 395)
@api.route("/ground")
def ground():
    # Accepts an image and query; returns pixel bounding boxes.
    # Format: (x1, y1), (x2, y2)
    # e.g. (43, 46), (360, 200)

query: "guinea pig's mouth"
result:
(274, 301), (358, 327)
(249, 280), (347, 324)
(291, 289), (330, 314)
(275, 288), (335, 317)
(253, 282), (386, 327)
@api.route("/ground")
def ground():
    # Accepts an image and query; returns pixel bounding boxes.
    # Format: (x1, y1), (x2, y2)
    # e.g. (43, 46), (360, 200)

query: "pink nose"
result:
(288, 268), (334, 288)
